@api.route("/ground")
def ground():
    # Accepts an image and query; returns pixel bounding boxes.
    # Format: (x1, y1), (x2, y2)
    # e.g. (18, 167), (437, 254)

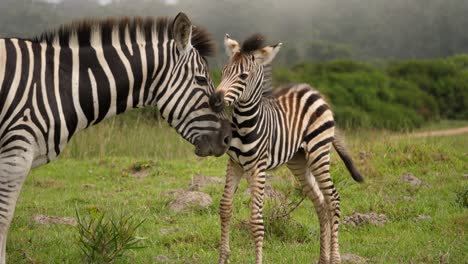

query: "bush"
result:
(271, 55), (468, 130)
(76, 210), (145, 263)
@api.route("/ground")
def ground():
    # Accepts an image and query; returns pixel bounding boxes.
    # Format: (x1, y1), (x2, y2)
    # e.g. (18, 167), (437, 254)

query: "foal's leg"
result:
(306, 140), (341, 263)
(219, 160), (243, 264)
(246, 162), (267, 264)
(287, 151), (330, 264)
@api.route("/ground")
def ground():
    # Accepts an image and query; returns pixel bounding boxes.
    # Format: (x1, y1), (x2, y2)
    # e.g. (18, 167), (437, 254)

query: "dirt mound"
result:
(344, 212), (387, 227)
(122, 161), (158, 179)
(32, 214), (77, 226)
(168, 191), (213, 213)
(400, 173), (422, 186)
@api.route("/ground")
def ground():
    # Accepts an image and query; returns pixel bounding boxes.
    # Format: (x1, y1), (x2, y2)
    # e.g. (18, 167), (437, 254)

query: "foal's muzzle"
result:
(209, 91), (225, 113)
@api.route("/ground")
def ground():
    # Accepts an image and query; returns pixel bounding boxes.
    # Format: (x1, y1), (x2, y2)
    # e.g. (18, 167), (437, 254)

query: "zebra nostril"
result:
(223, 135), (231, 146)
(210, 91), (225, 113)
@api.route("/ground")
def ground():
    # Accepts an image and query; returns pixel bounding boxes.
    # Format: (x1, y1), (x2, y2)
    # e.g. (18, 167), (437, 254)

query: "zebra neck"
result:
(233, 94), (263, 135)
(14, 37), (176, 160)
(45, 38), (177, 133)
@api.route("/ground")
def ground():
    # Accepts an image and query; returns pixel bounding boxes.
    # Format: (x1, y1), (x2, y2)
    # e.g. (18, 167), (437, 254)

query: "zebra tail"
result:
(332, 136), (364, 183)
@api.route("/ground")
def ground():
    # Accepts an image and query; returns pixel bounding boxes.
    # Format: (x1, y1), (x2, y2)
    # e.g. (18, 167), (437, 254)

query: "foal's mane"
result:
(32, 16), (216, 57)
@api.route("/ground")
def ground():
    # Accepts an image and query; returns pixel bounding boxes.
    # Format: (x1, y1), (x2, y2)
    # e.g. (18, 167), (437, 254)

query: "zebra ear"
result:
(224, 34), (240, 57)
(254, 42), (282, 65)
(173, 12), (193, 53)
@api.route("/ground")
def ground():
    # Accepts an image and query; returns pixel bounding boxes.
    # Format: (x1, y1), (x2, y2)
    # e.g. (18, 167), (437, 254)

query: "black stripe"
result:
(304, 120), (335, 143)
(102, 41), (126, 115)
(44, 44), (61, 156)
(59, 45), (78, 139)
(143, 41), (155, 102)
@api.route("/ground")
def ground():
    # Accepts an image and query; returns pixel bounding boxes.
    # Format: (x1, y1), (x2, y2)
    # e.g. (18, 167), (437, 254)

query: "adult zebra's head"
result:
(161, 13), (231, 157)
(209, 34), (282, 113)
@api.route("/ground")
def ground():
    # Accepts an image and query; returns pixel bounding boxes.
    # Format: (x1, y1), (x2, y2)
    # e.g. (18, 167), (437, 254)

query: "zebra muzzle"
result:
(193, 120), (231, 157)
(209, 91), (226, 113)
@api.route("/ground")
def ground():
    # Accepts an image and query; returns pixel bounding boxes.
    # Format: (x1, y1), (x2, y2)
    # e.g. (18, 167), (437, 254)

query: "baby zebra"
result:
(209, 34), (363, 264)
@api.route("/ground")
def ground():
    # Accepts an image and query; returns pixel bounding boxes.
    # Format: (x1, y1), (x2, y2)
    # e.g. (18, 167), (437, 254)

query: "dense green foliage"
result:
(269, 55), (468, 130)
(2, 0), (468, 65)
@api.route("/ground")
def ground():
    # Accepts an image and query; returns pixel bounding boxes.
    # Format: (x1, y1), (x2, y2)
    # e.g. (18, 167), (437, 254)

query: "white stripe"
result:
(149, 37), (172, 106)
(136, 28), (147, 107)
(70, 32), (88, 130)
(124, 25), (133, 56)
(112, 27), (134, 111)
(0, 39), (22, 125)
(39, 41), (56, 161)
(151, 27), (159, 79)
(88, 69), (99, 124)
(31, 83), (47, 132)
(52, 38), (69, 153)
(0, 40), (35, 138)
(0, 39), (6, 96)
(90, 27), (117, 119)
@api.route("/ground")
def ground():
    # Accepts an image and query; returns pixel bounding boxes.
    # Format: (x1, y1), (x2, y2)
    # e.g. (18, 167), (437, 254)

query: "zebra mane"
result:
(240, 33), (265, 54)
(31, 16), (216, 57)
(238, 33), (274, 96)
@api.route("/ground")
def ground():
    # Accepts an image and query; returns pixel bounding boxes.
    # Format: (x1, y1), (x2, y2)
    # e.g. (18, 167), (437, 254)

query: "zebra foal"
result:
(0, 13), (231, 262)
(209, 34), (363, 264)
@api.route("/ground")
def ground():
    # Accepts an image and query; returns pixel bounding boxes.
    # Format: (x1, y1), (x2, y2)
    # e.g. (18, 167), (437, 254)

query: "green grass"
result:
(7, 116), (468, 263)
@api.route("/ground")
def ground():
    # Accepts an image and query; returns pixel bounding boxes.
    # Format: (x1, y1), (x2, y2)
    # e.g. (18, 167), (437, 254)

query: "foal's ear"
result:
(224, 34), (240, 57)
(173, 12), (193, 53)
(254, 42), (282, 65)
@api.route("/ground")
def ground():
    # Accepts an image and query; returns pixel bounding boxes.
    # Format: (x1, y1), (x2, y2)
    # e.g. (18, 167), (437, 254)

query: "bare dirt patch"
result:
(344, 212), (387, 227)
(187, 174), (224, 191)
(400, 173), (422, 186)
(341, 253), (368, 263)
(406, 126), (468, 138)
(414, 215), (432, 222)
(32, 214), (77, 226)
(167, 191), (213, 213)
(122, 161), (158, 179)
(159, 228), (182, 235)
(81, 183), (96, 189)
(33, 179), (65, 189)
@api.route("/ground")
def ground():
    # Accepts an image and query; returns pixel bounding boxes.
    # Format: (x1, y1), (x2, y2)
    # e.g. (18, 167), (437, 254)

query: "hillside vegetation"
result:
(262, 55), (468, 130)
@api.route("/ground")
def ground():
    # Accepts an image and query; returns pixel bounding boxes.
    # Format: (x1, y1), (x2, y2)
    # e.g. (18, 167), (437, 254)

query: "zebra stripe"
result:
(0, 13), (231, 263)
(211, 34), (362, 264)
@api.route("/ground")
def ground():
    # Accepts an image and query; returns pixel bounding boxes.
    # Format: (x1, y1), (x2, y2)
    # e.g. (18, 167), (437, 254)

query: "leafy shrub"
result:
(76, 210), (145, 264)
(270, 55), (468, 130)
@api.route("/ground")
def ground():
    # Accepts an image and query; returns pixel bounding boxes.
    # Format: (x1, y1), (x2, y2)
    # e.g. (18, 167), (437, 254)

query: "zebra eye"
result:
(239, 73), (248, 80)
(195, 76), (208, 86)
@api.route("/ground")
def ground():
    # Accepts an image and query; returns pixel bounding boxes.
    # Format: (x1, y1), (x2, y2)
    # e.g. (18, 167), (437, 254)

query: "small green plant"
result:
(455, 187), (468, 208)
(263, 190), (312, 243)
(75, 210), (146, 263)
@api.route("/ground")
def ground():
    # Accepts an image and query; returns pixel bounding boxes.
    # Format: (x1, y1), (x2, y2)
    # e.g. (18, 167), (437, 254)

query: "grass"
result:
(7, 115), (468, 263)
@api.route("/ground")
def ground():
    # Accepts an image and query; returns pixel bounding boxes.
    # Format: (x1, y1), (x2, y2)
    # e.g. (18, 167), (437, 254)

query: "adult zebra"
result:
(209, 34), (363, 264)
(0, 13), (231, 262)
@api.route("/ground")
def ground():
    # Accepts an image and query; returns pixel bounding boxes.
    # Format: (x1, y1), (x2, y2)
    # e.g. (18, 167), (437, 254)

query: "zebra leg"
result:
(306, 144), (341, 264)
(287, 152), (330, 264)
(0, 140), (34, 264)
(329, 186), (341, 263)
(246, 166), (266, 264)
(219, 160), (243, 264)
